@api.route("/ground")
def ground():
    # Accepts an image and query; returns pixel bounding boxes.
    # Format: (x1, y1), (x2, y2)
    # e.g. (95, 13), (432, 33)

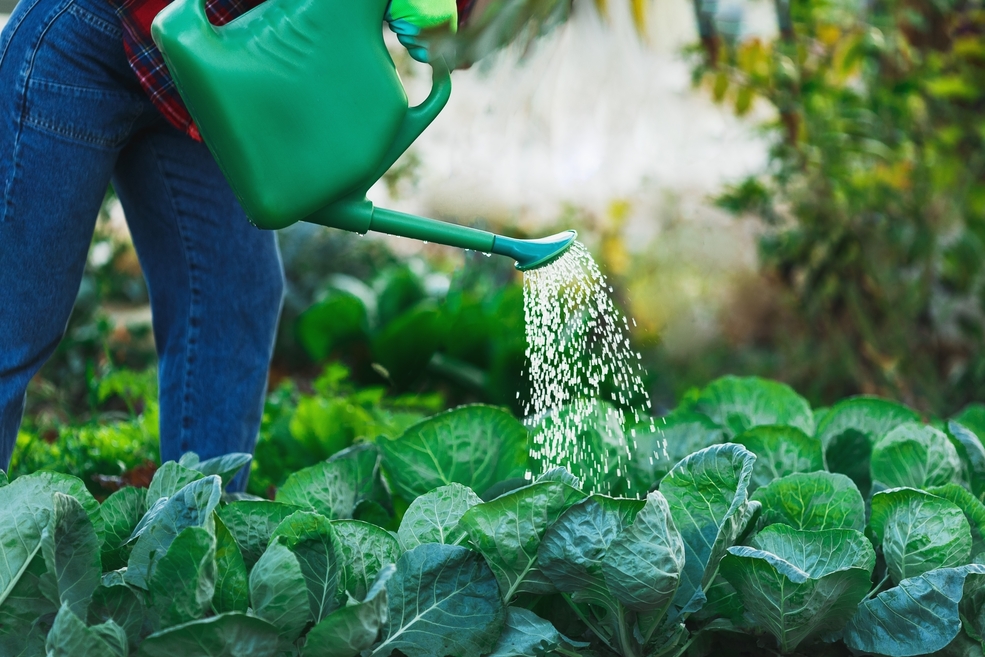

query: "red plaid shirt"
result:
(113, 0), (474, 140)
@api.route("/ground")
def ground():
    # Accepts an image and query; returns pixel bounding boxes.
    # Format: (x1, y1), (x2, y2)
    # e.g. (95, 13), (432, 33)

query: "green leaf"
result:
(694, 375), (814, 437)
(99, 487), (148, 571)
(249, 539), (309, 649)
(269, 511), (341, 624)
(371, 305), (445, 389)
(87, 585), (145, 652)
(145, 462), (204, 507)
(275, 444), (381, 520)
(660, 443), (758, 617)
(46, 604), (126, 657)
(379, 405), (528, 501)
(216, 500), (303, 570)
(927, 484), (985, 558)
(486, 606), (590, 657)
(0, 472), (100, 609)
(39, 493), (101, 618)
(332, 520), (401, 601)
(720, 525), (875, 652)
(870, 488), (972, 583)
(535, 467), (581, 488)
(460, 480), (586, 601)
(136, 612), (280, 657)
(0, 470), (6, 487)
(125, 476), (222, 590)
(212, 515), (248, 614)
(302, 565), (393, 657)
(372, 543), (504, 657)
(871, 422), (963, 490)
(600, 491), (684, 614)
(149, 526), (216, 630)
(397, 483), (481, 551)
(190, 454), (252, 490)
(954, 405), (985, 443)
(817, 397), (920, 494)
(0, 552), (57, 656)
(297, 289), (369, 362)
(948, 421), (985, 501)
(733, 425), (823, 491)
(629, 412), (723, 492)
(752, 471), (865, 532)
(844, 564), (985, 656)
(537, 495), (644, 610)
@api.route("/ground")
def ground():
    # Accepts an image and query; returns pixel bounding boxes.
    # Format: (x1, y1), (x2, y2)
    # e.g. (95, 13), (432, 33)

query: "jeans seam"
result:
(148, 139), (200, 453)
(6, 0), (75, 211)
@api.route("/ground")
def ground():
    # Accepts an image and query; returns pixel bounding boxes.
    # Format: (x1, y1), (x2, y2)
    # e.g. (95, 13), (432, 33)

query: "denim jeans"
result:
(0, 0), (285, 490)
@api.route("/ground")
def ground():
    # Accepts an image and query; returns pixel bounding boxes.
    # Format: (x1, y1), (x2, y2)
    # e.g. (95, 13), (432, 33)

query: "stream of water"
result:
(522, 241), (659, 495)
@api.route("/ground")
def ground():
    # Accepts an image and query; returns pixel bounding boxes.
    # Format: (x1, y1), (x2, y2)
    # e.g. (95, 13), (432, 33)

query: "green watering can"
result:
(150, 0), (575, 270)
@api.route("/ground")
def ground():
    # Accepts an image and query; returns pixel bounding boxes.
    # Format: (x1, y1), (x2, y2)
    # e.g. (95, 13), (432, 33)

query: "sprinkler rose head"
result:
(491, 230), (578, 271)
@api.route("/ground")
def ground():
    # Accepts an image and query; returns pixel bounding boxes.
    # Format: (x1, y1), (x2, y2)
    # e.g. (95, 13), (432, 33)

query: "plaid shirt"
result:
(113, 0), (474, 141)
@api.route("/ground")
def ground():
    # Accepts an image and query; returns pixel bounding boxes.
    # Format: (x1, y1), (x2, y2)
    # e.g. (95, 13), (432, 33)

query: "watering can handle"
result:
(370, 61), (452, 182)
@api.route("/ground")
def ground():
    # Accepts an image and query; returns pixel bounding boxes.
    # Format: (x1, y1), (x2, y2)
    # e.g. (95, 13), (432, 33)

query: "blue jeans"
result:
(0, 0), (285, 490)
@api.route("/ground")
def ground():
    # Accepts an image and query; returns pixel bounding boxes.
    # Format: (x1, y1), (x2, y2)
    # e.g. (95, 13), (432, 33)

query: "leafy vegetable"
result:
(927, 483), (985, 558)
(332, 519), (401, 601)
(39, 493), (102, 618)
(660, 443), (758, 617)
(211, 515), (248, 613)
(870, 487), (972, 583)
(303, 565), (392, 657)
(720, 524), (874, 652)
(46, 604), (126, 657)
(870, 422), (964, 490)
(249, 539), (309, 649)
(268, 511), (341, 624)
(816, 397), (920, 494)
(148, 526), (216, 630)
(146, 462), (203, 506)
(733, 425), (823, 491)
(694, 376), (814, 437)
(217, 500), (303, 569)
(0, 472), (100, 609)
(752, 471), (865, 532)
(372, 543), (504, 657)
(379, 405), (528, 500)
(460, 479), (586, 600)
(629, 411), (722, 491)
(98, 487), (147, 571)
(947, 421), (985, 501)
(274, 444), (380, 520)
(486, 607), (589, 657)
(125, 476), (222, 589)
(136, 612), (280, 657)
(844, 564), (985, 656)
(397, 483), (481, 551)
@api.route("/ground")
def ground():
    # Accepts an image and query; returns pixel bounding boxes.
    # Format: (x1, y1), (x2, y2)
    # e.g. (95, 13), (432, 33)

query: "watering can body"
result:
(151, 0), (577, 269)
(151, 0), (449, 231)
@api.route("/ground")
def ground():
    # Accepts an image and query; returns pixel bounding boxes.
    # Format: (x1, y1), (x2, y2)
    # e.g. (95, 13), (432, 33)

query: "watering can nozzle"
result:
(491, 230), (578, 271)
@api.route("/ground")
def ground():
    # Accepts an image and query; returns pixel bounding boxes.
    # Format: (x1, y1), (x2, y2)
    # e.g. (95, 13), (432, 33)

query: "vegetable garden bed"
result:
(3, 375), (985, 657)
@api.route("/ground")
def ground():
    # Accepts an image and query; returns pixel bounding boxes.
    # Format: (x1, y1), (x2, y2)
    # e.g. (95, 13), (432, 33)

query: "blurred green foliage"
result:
(248, 362), (443, 497)
(692, 0), (985, 414)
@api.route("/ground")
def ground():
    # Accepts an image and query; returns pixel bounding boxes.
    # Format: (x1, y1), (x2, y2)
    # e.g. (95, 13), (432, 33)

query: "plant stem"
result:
(561, 593), (617, 654)
(614, 605), (640, 657)
(864, 573), (891, 601)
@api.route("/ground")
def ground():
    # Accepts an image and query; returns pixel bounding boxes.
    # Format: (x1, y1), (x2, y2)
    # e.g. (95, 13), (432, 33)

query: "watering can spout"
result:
(309, 202), (576, 271)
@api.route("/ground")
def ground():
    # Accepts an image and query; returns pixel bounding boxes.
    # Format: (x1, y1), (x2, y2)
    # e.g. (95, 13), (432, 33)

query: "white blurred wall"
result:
(372, 0), (777, 352)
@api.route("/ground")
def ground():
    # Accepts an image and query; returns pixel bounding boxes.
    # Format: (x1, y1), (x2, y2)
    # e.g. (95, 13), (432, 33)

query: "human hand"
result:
(385, 0), (457, 63)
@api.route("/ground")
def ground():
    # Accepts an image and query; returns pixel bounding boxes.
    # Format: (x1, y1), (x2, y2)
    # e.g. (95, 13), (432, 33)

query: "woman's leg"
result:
(0, 0), (142, 469)
(112, 120), (285, 492)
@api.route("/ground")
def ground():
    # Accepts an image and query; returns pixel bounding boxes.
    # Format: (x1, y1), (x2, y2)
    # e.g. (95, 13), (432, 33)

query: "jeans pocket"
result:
(22, 1), (141, 148)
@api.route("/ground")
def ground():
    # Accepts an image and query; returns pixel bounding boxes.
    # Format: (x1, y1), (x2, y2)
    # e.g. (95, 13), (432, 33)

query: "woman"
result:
(0, 0), (463, 490)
